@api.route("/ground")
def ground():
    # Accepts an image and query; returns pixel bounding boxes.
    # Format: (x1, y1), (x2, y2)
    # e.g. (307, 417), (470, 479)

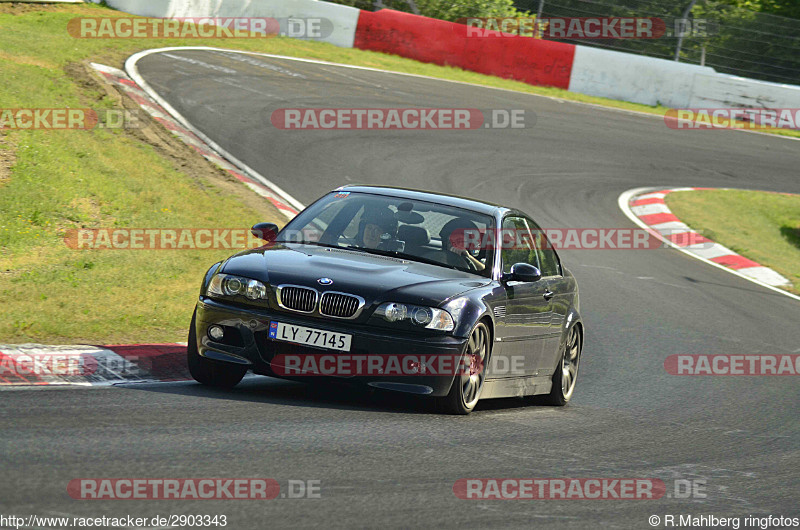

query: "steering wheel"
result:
(449, 249), (477, 271)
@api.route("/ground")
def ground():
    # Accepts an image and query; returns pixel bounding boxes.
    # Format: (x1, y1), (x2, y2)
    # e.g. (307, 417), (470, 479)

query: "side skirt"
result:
(481, 376), (553, 399)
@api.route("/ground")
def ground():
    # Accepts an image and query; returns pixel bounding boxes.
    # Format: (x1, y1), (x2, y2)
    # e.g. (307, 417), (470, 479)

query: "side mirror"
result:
(502, 263), (542, 283)
(251, 222), (279, 242)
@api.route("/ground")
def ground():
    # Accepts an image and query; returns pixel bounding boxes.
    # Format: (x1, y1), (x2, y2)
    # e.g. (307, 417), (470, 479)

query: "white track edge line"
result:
(618, 187), (800, 303)
(126, 47), (306, 213)
(127, 46), (800, 144)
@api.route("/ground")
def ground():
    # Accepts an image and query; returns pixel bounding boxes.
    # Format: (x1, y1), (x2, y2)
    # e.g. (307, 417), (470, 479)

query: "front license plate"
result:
(268, 321), (352, 352)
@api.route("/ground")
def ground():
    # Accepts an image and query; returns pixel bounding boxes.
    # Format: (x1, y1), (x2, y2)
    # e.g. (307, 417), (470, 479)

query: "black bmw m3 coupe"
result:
(189, 186), (583, 414)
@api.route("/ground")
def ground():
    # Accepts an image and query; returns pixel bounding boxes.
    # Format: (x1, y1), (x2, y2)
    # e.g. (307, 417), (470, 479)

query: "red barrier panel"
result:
(354, 10), (575, 89)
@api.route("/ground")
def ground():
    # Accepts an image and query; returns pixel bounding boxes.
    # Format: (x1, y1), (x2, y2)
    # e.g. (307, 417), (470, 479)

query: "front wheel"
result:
(437, 321), (490, 415)
(542, 325), (581, 406)
(187, 309), (247, 389)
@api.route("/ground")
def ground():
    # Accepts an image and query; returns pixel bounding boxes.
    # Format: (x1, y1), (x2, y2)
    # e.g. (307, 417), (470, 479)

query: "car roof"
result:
(336, 185), (506, 217)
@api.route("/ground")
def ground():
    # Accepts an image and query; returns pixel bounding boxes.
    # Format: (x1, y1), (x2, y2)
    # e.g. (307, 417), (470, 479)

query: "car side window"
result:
(525, 217), (561, 277)
(501, 216), (540, 273)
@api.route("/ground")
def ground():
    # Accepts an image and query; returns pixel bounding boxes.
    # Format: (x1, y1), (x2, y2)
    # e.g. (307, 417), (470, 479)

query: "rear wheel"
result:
(437, 321), (490, 415)
(187, 309), (247, 388)
(542, 325), (581, 406)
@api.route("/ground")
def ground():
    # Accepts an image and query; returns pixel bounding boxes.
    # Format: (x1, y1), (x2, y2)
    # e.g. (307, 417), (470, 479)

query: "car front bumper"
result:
(194, 297), (468, 397)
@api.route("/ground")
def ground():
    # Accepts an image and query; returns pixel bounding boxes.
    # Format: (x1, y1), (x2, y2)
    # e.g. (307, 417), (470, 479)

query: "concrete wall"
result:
(569, 44), (800, 109)
(689, 73), (800, 109)
(92, 0), (360, 48)
(568, 45), (716, 108)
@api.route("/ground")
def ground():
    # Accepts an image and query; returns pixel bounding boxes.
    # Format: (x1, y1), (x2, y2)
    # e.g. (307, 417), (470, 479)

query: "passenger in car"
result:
(439, 218), (486, 272)
(358, 207), (399, 250)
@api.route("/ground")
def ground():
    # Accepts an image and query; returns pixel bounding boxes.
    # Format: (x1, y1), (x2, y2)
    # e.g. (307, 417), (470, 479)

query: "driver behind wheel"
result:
(358, 207), (400, 250)
(439, 218), (486, 272)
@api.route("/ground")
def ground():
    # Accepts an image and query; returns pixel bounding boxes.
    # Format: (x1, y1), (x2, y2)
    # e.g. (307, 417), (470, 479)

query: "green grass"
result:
(1, 4), (797, 343)
(0, 4), (292, 343)
(665, 190), (800, 294)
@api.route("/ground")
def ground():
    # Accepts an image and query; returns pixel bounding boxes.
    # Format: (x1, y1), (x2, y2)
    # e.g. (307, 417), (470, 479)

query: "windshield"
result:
(277, 191), (495, 277)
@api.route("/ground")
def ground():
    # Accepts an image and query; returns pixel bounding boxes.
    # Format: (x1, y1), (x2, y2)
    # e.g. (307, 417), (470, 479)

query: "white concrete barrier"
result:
(568, 44), (800, 110)
(90, 0), (359, 48)
(568, 45), (716, 108)
(689, 73), (800, 109)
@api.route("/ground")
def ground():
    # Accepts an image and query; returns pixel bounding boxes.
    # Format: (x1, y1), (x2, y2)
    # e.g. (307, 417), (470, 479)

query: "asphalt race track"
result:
(2, 49), (799, 528)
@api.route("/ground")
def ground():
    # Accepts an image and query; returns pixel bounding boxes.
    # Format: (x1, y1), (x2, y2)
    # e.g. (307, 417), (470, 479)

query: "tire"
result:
(542, 324), (581, 406)
(437, 321), (490, 415)
(187, 309), (247, 389)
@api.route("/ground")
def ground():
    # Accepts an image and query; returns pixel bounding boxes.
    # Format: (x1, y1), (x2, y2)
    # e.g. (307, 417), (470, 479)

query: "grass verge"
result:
(665, 189), (800, 294)
(0, 4), (291, 343)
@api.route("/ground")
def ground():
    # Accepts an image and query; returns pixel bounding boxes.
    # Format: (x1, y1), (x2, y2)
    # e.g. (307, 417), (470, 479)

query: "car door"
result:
(526, 217), (569, 377)
(497, 215), (553, 377)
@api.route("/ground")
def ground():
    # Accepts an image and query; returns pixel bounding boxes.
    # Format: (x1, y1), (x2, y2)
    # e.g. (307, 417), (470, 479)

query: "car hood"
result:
(220, 244), (490, 307)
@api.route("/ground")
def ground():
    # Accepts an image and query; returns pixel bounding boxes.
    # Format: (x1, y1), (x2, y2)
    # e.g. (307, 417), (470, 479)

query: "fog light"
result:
(208, 325), (224, 341)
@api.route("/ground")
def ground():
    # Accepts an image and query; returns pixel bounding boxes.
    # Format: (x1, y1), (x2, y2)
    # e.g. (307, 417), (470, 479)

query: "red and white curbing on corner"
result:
(0, 61), (306, 388)
(0, 343), (190, 387)
(620, 187), (797, 299)
(90, 62), (301, 220)
(0, 61), (303, 389)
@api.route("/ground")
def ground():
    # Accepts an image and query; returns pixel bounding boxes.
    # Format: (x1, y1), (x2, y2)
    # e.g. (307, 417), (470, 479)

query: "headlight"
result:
(207, 274), (269, 301)
(374, 302), (455, 332)
(382, 302), (407, 322)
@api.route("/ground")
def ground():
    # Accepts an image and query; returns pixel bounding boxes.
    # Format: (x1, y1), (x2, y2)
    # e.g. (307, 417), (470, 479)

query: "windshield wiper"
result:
(282, 241), (349, 250)
(353, 247), (461, 271)
(284, 241), (388, 256)
(284, 241), (463, 271)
